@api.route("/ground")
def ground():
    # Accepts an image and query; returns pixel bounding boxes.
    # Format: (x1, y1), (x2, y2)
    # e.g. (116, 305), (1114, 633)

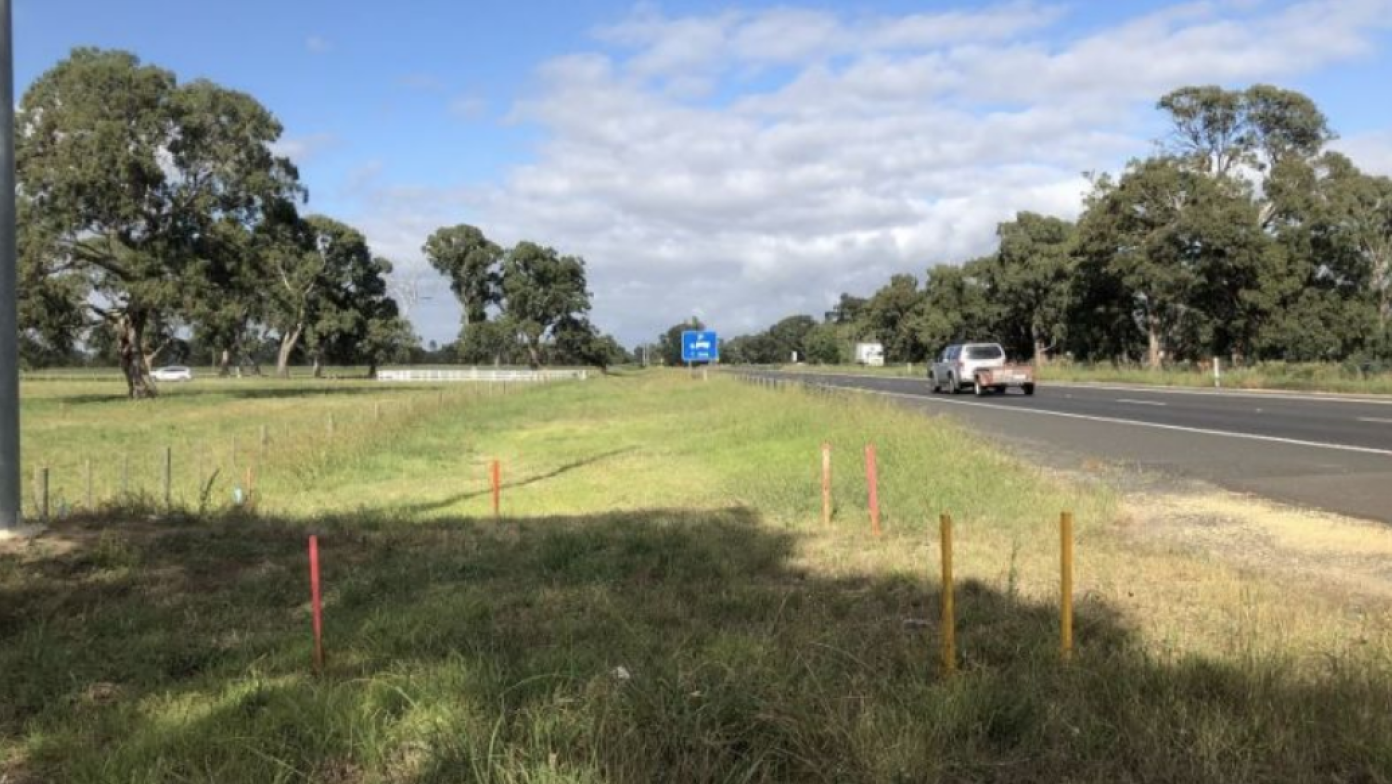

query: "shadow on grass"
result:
(1, 509), (1389, 783)
(399, 448), (637, 515)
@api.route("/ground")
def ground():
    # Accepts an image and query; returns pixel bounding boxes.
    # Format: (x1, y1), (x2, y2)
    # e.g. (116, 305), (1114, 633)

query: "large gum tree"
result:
(16, 48), (300, 398)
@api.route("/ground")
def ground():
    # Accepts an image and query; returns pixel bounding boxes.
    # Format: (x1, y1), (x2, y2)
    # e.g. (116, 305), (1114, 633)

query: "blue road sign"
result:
(681, 330), (719, 363)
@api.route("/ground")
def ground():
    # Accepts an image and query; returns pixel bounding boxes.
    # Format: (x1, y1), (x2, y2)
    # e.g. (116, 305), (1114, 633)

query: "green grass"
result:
(3, 371), (1391, 782)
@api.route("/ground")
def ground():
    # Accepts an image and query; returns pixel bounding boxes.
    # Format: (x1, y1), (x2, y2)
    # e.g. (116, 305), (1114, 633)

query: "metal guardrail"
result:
(376, 368), (589, 383)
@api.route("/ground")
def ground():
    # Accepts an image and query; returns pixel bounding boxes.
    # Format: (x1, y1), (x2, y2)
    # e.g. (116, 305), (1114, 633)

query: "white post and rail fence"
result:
(375, 368), (589, 383)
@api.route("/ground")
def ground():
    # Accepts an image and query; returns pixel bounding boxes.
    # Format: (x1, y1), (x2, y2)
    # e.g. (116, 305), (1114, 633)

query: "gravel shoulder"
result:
(1007, 433), (1392, 608)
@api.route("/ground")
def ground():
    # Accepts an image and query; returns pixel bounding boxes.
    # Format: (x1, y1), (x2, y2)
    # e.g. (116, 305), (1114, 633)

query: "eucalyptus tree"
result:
(188, 217), (265, 375)
(1158, 84), (1332, 188)
(15, 48), (301, 397)
(857, 274), (928, 362)
(265, 213), (398, 377)
(1074, 162), (1198, 368)
(979, 212), (1076, 362)
(500, 242), (592, 368)
(423, 224), (503, 328)
(917, 263), (993, 355)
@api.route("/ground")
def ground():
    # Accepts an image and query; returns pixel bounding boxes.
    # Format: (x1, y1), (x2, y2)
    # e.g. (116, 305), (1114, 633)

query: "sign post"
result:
(681, 330), (719, 379)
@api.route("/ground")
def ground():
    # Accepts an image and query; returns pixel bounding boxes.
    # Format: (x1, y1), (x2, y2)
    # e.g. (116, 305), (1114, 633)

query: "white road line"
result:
(1116, 398), (1167, 407)
(799, 380), (1392, 458)
(1357, 417), (1392, 424)
(1005, 381), (1392, 406)
(762, 369), (1392, 406)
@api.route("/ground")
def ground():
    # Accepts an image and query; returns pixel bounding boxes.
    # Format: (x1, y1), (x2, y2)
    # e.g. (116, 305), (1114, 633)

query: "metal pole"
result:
(0, 0), (20, 530)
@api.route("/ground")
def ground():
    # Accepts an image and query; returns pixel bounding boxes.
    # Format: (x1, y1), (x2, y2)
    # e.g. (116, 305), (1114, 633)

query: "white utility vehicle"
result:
(928, 343), (1034, 396)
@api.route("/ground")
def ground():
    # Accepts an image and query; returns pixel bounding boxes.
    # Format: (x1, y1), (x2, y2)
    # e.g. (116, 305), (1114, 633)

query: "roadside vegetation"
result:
(15, 49), (626, 399)
(3, 372), (1391, 782)
(694, 85), (1392, 381)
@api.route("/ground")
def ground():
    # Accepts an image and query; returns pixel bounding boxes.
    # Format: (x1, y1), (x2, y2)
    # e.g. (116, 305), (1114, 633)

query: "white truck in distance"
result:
(929, 342), (1035, 396)
(854, 342), (885, 367)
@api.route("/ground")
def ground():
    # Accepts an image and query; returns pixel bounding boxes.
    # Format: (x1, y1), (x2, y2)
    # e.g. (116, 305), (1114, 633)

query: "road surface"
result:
(743, 370), (1392, 523)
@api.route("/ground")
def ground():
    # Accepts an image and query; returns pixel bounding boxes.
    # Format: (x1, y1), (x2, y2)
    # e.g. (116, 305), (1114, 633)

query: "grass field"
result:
(774, 361), (1392, 395)
(3, 371), (1391, 782)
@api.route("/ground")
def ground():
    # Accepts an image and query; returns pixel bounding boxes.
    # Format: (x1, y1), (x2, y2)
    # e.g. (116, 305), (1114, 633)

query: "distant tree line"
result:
(719, 85), (1392, 369)
(14, 49), (627, 397)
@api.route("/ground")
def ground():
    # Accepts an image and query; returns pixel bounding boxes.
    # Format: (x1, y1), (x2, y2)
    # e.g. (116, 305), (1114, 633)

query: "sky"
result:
(14, 0), (1392, 347)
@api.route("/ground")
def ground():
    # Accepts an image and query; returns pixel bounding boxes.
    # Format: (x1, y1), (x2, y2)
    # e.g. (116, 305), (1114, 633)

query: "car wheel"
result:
(973, 378), (985, 396)
(1023, 383), (1035, 396)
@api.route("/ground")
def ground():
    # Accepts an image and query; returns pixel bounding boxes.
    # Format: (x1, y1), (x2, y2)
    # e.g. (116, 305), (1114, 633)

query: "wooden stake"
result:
(309, 535), (325, 674)
(864, 444), (881, 537)
(940, 512), (956, 675)
(162, 446), (173, 510)
(491, 459), (501, 518)
(37, 466), (49, 521)
(820, 442), (832, 526)
(1061, 511), (1074, 663)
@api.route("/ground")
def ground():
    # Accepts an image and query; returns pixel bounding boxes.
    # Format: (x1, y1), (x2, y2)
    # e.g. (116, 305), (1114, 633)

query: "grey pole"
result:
(0, 0), (21, 531)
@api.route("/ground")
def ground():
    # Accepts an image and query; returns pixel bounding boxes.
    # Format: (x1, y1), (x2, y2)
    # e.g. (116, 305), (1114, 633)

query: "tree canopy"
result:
(714, 84), (1392, 371)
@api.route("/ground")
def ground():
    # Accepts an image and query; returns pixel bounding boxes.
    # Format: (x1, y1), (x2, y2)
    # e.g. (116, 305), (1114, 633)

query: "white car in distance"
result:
(151, 366), (194, 382)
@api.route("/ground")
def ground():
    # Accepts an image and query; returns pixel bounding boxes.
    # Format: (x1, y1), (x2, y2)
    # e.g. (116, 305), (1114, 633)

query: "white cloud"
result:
(269, 132), (340, 165)
(348, 0), (1392, 344)
(1333, 130), (1392, 177)
(306, 35), (333, 54)
(448, 93), (487, 120)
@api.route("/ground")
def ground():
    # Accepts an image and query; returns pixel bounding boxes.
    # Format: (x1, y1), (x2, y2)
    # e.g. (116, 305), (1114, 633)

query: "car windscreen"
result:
(964, 345), (1003, 360)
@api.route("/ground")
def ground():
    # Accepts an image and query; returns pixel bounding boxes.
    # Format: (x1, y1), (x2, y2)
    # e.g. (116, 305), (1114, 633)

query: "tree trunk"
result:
(525, 342), (541, 370)
(276, 326), (303, 378)
(217, 349), (233, 377)
(1367, 239), (1392, 329)
(1146, 314), (1163, 370)
(1378, 261), (1391, 329)
(1031, 324), (1048, 366)
(115, 312), (158, 399)
(312, 355), (323, 379)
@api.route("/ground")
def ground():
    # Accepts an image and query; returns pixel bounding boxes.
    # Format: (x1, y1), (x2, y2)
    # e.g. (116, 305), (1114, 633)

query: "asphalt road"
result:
(743, 370), (1392, 523)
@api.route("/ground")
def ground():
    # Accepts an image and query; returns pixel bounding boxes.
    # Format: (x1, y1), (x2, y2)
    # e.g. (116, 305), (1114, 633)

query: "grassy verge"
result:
(17, 377), (498, 517)
(2, 371), (1391, 782)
